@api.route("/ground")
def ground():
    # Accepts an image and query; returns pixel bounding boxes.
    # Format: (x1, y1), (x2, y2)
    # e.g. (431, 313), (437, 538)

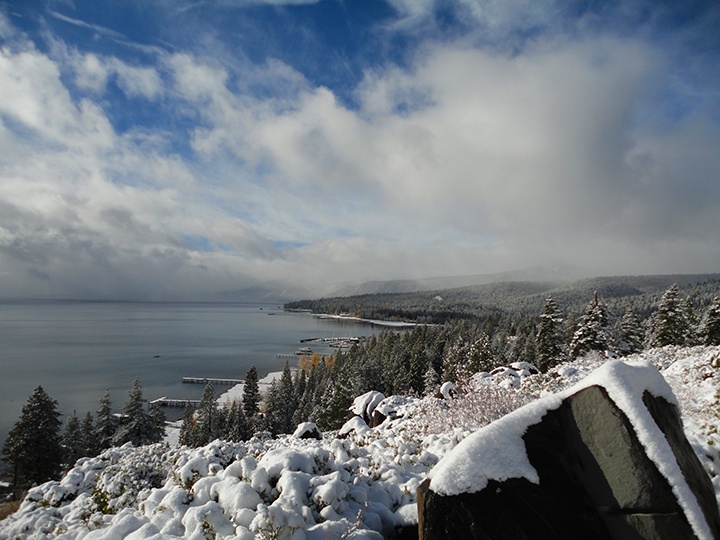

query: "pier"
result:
(150, 397), (201, 408)
(181, 377), (244, 385)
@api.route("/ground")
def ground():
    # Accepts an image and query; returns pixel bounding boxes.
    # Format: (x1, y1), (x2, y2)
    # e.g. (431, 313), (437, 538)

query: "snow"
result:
(429, 358), (716, 540)
(2, 346), (719, 539)
(439, 381), (456, 400)
(292, 422), (321, 439)
(350, 391), (385, 418)
(217, 370), (283, 405)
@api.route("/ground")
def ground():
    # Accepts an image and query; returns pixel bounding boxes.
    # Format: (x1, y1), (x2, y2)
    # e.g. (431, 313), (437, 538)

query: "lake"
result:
(0, 301), (380, 448)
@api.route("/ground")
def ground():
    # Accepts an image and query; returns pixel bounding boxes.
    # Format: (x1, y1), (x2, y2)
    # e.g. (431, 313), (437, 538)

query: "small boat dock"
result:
(150, 397), (201, 408)
(182, 377), (244, 385)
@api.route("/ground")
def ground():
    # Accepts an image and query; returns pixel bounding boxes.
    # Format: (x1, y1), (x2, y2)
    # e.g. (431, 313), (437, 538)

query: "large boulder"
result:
(419, 361), (720, 540)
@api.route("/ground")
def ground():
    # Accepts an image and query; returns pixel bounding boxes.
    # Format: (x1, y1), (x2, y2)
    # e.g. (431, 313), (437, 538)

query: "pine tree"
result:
(224, 401), (250, 441)
(113, 379), (156, 447)
(63, 410), (84, 467)
(178, 404), (196, 447)
(96, 390), (116, 450)
(81, 411), (99, 457)
(569, 292), (612, 358)
(699, 297), (720, 346)
(467, 334), (494, 373)
(148, 402), (167, 443)
(423, 364), (440, 396)
(242, 366), (260, 420)
(536, 297), (565, 372)
(192, 382), (222, 446)
(263, 380), (281, 435)
(647, 284), (692, 347)
(441, 337), (469, 383)
(2, 386), (64, 488)
(618, 309), (644, 356)
(277, 361), (297, 434)
(315, 368), (354, 431)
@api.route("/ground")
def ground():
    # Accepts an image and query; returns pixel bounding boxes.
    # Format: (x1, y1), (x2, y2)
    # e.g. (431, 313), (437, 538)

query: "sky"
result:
(0, 0), (719, 301)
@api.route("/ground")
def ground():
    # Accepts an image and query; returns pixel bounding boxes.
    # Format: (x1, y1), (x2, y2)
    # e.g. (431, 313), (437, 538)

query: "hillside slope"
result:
(1, 347), (719, 539)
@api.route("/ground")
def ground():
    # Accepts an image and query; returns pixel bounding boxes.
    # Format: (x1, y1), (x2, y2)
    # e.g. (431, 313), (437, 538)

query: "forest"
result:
(5, 275), (720, 493)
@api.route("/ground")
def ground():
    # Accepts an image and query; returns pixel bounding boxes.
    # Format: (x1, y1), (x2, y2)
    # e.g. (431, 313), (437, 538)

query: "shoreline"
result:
(315, 313), (421, 328)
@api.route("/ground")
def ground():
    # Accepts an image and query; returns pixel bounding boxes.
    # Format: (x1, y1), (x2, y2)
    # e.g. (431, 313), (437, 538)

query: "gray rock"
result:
(418, 384), (720, 539)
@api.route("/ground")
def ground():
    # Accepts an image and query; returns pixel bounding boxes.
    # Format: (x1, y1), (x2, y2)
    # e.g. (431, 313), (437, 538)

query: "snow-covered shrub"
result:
(413, 382), (531, 434)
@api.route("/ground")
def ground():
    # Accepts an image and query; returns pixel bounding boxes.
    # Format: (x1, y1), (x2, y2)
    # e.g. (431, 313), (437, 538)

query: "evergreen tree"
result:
(148, 402), (167, 443)
(569, 292), (612, 358)
(618, 309), (644, 356)
(441, 337), (469, 383)
(242, 366), (261, 420)
(263, 380), (281, 435)
(63, 410), (84, 467)
(192, 382), (222, 446)
(276, 361), (297, 434)
(95, 390), (116, 450)
(81, 411), (99, 457)
(647, 284), (692, 347)
(224, 401), (250, 441)
(2, 386), (64, 488)
(536, 297), (565, 372)
(699, 297), (720, 346)
(467, 334), (494, 373)
(315, 368), (354, 431)
(178, 404), (196, 446)
(423, 364), (440, 396)
(113, 379), (157, 447)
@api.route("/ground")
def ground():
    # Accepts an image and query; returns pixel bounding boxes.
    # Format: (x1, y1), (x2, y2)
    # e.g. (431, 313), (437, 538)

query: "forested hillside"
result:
(256, 276), (720, 433)
(286, 274), (720, 323)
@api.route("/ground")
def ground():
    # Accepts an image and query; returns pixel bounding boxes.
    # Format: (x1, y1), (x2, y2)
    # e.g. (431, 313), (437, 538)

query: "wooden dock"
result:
(181, 377), (244, 385)
(150, 397), (201, 408)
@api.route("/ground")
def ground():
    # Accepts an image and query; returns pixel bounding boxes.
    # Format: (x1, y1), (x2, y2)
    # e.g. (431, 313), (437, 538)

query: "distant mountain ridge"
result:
(211, 269), (720, 304)
(322, 265), (586, 297)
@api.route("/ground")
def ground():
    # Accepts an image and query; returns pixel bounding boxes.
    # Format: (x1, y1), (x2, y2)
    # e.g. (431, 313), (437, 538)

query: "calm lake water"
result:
(0, 301), (378, 448)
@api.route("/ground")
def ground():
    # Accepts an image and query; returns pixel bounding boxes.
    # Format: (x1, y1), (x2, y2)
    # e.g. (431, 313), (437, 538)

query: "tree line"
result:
(2, 379), (165, 493)
(178, 282), (720, 441)
(9, 282), (720, 481)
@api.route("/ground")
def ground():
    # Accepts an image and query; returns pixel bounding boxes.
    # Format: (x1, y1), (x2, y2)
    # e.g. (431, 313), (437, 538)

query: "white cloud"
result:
(111, 60), (163, 99)
(74, 53), (109, 92)
(1, 5), (718, 300)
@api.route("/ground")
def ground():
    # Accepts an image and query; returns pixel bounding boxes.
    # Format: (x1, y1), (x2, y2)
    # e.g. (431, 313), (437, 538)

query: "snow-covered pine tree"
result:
(242, 365), (260, 420)
(81, 411), (99, 457)
(699, 297), (720, 346)
(191, 382), (222, 446)
(96, 390), (116, 450)
(224, 400), (250, 441)
(441, 337), (469, 383)
(423, 364), (440, 396)
(63, 410), (84, 467)
(277, 361), (297, 434)
(178, 404), (196, 446)
(647, 284), (692, 347)
(535, 296), (565, 372)
(113, 379), (156, 447)
(618, 309), (644, 355)
(569, 292), (612, 358)
(2, 386), (64, 488)
(148, 402), (167, 443)
(467, 333), (494, 374)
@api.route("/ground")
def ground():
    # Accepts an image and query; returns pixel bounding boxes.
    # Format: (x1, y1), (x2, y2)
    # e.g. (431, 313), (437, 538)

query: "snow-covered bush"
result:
(3, 346), (720, 539)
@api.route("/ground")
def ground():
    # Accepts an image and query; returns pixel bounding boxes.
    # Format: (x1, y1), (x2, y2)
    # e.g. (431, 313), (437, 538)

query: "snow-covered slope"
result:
(2, 347), (719, 539)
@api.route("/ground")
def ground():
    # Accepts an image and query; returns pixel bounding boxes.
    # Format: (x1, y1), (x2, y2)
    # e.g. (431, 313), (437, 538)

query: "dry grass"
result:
(0, 500), (20, 521)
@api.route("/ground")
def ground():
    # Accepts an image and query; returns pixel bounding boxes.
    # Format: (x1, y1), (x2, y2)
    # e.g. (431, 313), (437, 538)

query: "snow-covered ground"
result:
(2, 346), (719, 539)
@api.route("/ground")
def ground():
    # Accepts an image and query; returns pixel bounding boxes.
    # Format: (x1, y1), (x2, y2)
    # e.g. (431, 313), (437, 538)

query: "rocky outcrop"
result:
(419, 366), (720, 539)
